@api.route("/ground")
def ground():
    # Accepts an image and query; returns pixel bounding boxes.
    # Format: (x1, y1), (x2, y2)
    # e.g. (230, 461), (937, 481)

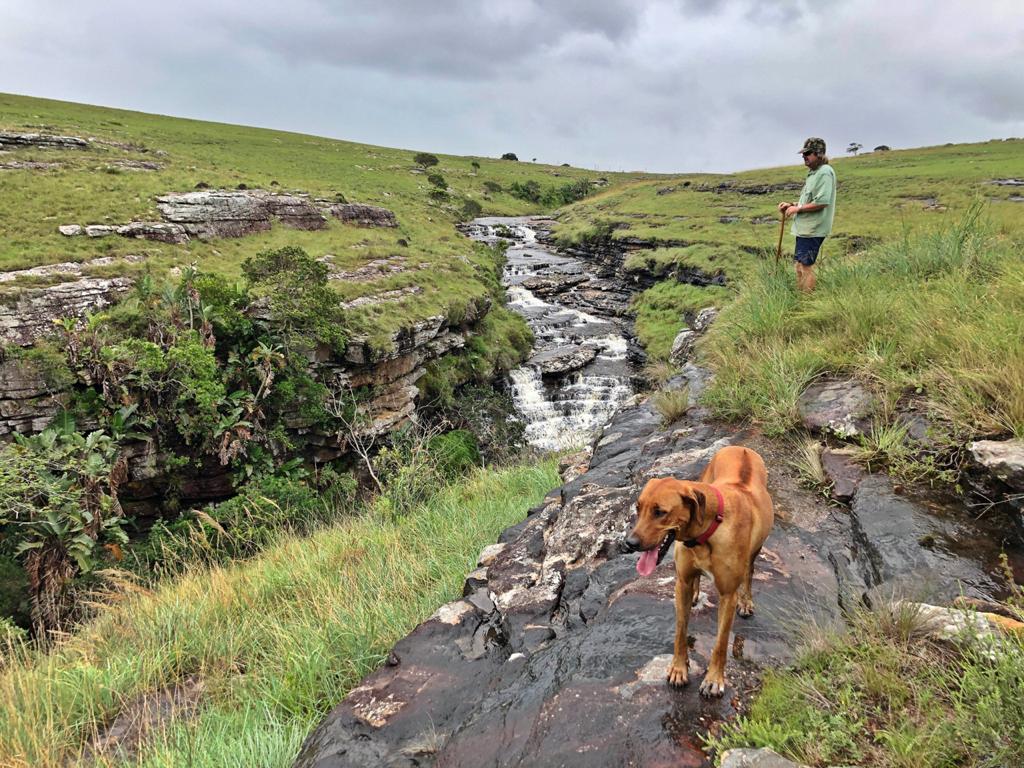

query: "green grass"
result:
(556, 140), (1024, 360)
(0, 92), (646, 344)
(697, 208), (1024, 440)
(707, 602), (1024, 768)
(0, 459), (559, 767)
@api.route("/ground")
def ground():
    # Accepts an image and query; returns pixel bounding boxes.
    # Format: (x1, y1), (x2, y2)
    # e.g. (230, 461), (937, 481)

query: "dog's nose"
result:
(622, 533), (641, 552)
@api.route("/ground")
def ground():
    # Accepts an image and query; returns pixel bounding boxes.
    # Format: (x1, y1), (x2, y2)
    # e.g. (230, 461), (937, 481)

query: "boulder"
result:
(969, 439), (1024, 493)
(58, 224), (83, 236)
(797, 379), (873, 438)
(531, 345), (598, 379)
(821, 446), (864, 502)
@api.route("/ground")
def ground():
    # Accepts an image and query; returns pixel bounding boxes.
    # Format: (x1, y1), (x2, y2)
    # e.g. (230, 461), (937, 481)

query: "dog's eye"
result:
(653, 508), (666, 517)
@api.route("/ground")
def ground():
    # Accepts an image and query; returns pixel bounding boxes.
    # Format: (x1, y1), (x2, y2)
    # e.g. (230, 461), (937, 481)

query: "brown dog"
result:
(625, 445), (774, 697)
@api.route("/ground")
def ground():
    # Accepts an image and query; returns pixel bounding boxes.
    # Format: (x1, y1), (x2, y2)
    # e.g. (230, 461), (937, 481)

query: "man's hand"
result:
(785, 205), (801, 217)
(776, 201), (791, 213)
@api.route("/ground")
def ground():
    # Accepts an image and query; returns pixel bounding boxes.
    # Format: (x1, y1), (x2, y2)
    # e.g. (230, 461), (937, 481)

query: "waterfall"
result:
(465, 217), (634, 452)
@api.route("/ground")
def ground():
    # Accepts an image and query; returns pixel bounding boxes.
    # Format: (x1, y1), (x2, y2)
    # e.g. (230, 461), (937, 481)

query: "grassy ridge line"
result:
(0, 92), (650, 343)
(0, 459), (560, 767)
(551, 140), (1024, 358)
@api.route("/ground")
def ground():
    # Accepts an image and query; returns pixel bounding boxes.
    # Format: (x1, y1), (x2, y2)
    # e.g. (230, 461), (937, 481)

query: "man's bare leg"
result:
(795, 262), (816, 292)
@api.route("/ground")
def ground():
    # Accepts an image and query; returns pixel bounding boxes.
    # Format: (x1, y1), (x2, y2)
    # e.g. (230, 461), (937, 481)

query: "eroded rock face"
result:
(969, 439), (1024, 493)
(0, 132), (88, 149)
(325, 203), (398, 228)
(294, 366), (845, 768)
(0, 358), (69, 436)
(670, 306), (718, 365)
(0, 277), (133, 346)
(156, 190), (327, 238)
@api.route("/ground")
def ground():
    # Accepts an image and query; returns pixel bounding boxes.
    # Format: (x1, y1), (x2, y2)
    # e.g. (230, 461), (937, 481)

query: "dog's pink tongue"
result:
(637, 548), (658, 577)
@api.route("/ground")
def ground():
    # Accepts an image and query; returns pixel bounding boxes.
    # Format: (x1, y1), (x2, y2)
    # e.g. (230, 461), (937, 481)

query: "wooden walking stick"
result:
(775, 210), (786, 264)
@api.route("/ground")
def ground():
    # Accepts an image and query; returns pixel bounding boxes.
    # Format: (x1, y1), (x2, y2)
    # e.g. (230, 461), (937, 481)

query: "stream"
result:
(463, 216), (634, 451)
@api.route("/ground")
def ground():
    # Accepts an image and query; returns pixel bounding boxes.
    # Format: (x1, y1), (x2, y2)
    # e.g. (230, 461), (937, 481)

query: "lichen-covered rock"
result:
(969, 439), (1024, 493)
(797, 379), (873, 438)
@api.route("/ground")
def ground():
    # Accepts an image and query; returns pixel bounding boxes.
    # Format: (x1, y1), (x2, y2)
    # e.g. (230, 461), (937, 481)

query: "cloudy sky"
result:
(3, 0), (1023, 173)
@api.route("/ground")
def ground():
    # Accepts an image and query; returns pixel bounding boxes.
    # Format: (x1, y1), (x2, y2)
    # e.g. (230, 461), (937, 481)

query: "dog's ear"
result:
(692, 488), (706, 519)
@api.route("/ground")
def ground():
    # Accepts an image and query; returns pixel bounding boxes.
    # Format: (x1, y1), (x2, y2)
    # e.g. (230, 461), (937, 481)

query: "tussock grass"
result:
(652, 386), (690, 425)
(708, 600), (1024, 767)
(787, 438), (828, 492)
(701, 208), (1024, 439)
(0, 460), (558, 767)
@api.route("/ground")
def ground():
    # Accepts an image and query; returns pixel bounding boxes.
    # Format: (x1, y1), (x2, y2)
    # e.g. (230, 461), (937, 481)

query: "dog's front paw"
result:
(699, 672), (727, 697)
(737, 599), (754, 618)
(667, 660), (689, 687)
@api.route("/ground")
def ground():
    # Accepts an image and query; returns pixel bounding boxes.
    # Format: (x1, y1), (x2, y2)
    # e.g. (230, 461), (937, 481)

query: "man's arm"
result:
(784, 202), (825, 217)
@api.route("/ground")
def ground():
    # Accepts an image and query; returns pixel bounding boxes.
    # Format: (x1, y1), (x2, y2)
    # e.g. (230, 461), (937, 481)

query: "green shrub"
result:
(427, 172), (447, 189)
(427, 430), (480, 479)
(413, 152), (439, 168)
(461, 199), (484, 219)
(483, 180), (502, 194)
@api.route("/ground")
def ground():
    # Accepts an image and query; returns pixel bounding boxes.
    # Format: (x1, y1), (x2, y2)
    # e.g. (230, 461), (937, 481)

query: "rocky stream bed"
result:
(293, 221), (1024, 767)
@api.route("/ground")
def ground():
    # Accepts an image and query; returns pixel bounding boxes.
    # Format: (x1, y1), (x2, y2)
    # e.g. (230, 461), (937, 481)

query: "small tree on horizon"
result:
(501, 152), (518, 161)
(847, 142), (863, 156)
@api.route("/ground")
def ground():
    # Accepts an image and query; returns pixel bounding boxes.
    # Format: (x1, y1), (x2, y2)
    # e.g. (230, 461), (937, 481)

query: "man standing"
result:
(777, 137), (836, 292)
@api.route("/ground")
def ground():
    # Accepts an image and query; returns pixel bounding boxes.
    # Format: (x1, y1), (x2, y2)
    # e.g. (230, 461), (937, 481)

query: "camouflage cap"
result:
(799, 137), (826, 155)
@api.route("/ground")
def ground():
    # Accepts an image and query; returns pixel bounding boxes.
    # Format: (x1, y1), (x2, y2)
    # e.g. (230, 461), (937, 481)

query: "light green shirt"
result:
(791, 164), (836, 237)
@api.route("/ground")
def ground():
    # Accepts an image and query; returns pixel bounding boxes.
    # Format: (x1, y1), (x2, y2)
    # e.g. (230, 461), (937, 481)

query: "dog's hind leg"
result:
(737, 546), (761, 618)
(669, 572), (698, 686)
(692, 573), (701, 606)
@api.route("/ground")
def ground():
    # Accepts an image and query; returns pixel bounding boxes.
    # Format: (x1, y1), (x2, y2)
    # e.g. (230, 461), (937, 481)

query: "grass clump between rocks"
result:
(707, 600), (1024, 768)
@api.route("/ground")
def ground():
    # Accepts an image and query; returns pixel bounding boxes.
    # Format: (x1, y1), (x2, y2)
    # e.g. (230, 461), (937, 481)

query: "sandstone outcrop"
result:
(0, 132), (88, 149)
(324, 202), (398, 228)
(0, 277), (133, 346)
(797, 378), (873, 438)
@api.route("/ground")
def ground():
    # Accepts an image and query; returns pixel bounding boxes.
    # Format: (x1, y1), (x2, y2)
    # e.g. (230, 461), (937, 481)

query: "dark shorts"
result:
(794, 236), (825, 266)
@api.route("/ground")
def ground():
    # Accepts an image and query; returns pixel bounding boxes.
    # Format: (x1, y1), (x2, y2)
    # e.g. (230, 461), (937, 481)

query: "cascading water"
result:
(464, 216), (634, 451)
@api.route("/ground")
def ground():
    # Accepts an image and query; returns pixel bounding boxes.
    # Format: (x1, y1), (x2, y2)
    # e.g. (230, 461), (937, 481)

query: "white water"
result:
(466, 217), (634, 451)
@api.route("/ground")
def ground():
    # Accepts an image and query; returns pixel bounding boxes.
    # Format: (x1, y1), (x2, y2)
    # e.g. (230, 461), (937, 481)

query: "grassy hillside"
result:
(0, 93), (645, 343)
(554, 140), (1024, 359)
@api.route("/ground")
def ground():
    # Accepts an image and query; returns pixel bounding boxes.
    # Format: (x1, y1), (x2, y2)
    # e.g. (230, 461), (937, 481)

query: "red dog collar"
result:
(682, 485), (725, 548)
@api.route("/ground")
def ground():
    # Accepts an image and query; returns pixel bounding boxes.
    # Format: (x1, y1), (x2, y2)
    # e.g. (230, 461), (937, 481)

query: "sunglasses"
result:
(801, 151), (816, 157)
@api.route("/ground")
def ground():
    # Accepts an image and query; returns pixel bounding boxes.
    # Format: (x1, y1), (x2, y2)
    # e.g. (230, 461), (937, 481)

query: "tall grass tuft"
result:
(701, 206), (1024, 440)
(0, 460), (559, 767)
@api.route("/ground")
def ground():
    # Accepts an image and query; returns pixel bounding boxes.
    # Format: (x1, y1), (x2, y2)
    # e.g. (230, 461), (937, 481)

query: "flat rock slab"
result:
(531, 345), (599, 379)
(797, 379), (873, 438)
(969, 439), (1024, 492)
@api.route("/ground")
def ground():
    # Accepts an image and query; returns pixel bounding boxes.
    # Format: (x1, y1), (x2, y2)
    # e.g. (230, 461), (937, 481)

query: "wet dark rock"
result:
(990, 178), (1024, 186)
(797, 379), (873, 438)
(519, 273), (589, 298)
(849, 475), (1000, 603)
(821, 447), (864, 502)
